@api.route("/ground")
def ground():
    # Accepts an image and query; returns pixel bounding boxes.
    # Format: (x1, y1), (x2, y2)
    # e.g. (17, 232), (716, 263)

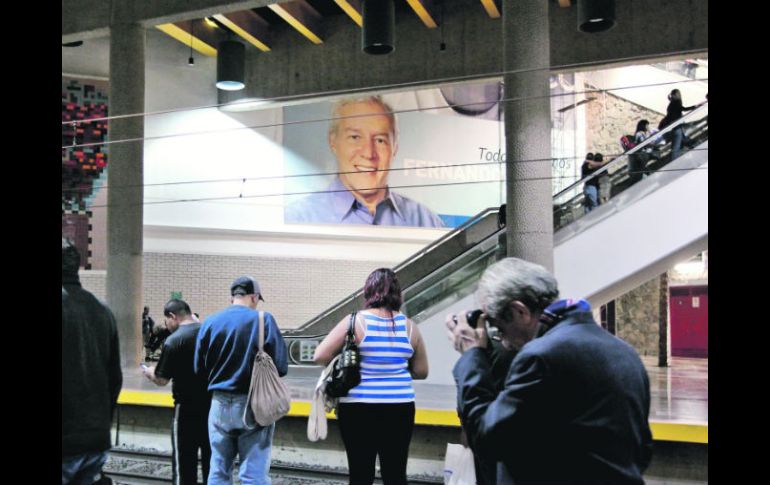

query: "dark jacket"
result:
(453, 305), (652, 485)
(660, 99), (696, 130)
(62, 275), (123, 456)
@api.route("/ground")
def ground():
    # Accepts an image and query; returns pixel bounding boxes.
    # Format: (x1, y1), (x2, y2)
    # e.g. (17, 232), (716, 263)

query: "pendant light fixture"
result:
(216, 40), (245, 91)
(578, 0), (616, 33)
(362, 0), (395, 55)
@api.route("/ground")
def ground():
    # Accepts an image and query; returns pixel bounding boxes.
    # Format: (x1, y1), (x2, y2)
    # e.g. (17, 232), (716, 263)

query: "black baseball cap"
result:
(230, 276), (265, 301)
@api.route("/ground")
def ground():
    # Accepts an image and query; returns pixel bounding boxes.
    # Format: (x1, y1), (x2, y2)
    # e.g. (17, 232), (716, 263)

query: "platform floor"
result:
(121, 355), (707, 426)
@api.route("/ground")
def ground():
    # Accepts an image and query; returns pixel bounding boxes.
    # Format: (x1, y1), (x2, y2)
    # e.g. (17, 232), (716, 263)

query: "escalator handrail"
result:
(553, 102), (708, 201)
(394, 206), (501, 271)
(285, 206), (503, 333)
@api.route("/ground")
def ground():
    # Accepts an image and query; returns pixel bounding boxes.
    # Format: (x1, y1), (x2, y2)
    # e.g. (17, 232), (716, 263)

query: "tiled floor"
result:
(123, 355), (708, 425)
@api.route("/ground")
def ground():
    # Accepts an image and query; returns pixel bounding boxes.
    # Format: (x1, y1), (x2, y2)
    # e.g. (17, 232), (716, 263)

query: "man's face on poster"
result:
(330, 101), (396, 203)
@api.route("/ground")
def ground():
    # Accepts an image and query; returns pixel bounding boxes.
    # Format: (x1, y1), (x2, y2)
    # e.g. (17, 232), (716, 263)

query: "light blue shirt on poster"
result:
(284, 177), (445, 228)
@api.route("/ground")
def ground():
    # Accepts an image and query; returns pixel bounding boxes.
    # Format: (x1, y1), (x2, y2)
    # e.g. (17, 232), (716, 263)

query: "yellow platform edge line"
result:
(119, 391), (707, 443)
(155, 24), (217, 57)
(118, 390), (175, 407)
(649, 421), (708, 444)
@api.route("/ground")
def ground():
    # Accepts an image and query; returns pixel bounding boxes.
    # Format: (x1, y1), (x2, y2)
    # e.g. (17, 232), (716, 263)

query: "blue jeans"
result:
(62, 451), (107, 485)
(583, 184), (599, 214)
(671, 126), (689, 161)
(208, 392), (274, 485)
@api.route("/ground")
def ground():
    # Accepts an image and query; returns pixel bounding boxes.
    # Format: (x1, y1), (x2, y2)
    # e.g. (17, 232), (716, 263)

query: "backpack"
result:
(620, 134), (637, 152)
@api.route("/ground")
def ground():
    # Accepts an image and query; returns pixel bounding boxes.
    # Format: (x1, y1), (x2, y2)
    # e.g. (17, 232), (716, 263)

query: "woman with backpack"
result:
(628, 119), (660, 183)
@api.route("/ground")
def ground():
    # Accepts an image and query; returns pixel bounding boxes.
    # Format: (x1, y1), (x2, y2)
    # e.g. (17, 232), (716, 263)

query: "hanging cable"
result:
(61, 49), (709, 126)
(61, 77), (708, 150)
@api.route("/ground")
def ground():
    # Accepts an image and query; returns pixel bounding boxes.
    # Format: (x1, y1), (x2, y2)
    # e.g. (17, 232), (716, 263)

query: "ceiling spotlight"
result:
(578, 0), (616, 33)
(216, 40), (245, 91)
(362, 0), (395, 55)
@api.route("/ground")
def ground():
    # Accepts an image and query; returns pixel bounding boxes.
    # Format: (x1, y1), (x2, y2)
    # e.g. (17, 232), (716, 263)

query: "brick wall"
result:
(80, 253), (393, 330)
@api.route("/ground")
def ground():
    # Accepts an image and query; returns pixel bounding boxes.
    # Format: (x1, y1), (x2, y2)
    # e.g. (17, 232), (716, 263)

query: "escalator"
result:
(284, 104), (708, 368)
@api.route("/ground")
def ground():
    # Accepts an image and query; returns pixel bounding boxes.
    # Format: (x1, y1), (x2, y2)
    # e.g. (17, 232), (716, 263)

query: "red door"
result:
(670, 286), (708, 358)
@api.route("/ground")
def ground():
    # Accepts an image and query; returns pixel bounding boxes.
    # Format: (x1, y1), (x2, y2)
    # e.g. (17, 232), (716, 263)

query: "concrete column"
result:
(502, 0), (553, 271)
(107, 23), (145, 367)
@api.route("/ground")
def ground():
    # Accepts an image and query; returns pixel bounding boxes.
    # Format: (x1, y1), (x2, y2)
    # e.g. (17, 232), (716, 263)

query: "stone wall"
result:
(585, 84), (665, 159)
(615, 275), (663, 358)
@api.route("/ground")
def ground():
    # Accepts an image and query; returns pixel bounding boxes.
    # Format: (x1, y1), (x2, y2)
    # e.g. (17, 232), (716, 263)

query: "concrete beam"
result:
(64, 0), (707, 88)
(548, 0), (708, 71)
(268, 1), (324, 45)
(244, 0), (499, 101)
(334, 0), (363, 27)
(214, 10), (272, 52)
(405, 0), (439, 28)
(156, 18), (227, 57)
(63, 0), (273, 41)
(478, 0), (501, 19)
(238, 0), (706, 101)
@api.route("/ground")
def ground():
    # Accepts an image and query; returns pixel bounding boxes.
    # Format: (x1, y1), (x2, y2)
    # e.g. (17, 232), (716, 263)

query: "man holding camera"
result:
(446, 258), (652, 485)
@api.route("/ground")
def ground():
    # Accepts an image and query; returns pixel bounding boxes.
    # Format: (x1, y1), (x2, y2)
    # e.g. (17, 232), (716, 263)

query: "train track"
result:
(105, 448), (441, 484)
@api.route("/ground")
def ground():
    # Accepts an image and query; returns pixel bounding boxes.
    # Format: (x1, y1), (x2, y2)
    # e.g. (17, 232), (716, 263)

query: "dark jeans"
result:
(671, 126), (689, 161)
(337, 402), (416, 485)
(628, 153), (650, 184)
(62, 451), (108, 485)
(172, 401), (211, 485)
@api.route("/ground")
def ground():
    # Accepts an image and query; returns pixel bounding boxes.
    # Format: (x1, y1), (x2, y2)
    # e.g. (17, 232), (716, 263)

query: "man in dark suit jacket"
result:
(446, 257), (652, 485)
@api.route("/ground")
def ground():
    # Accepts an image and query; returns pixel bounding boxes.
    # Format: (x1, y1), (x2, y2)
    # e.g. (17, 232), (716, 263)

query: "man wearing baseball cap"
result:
(194, 276), (288, 485)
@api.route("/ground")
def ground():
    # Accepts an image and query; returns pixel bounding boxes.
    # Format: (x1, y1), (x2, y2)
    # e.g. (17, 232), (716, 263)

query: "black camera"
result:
(466, 309), (484, 328)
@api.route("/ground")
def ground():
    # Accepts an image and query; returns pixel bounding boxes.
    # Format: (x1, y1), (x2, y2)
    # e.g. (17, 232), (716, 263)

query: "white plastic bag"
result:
(307, 355), (339, 441)
(443, 443), (476, 485)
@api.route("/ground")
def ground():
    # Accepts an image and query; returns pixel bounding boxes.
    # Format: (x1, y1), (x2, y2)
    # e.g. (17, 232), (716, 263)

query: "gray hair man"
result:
(284, 95), (444, 227)
(446, 257), (653, 484)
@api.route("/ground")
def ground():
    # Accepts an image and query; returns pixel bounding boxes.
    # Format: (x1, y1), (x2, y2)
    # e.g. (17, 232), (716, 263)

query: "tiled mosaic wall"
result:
(62, 78), (109, 269)
(62, 78), (109, 211)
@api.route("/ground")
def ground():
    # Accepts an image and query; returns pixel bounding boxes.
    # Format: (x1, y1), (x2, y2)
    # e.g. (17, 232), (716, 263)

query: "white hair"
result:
(476, 257), (559, 322)
(328, 95), (398, 143)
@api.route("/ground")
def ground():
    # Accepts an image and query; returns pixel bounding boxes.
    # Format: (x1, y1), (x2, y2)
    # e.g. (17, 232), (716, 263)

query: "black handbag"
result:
(325, 312), (361, 398)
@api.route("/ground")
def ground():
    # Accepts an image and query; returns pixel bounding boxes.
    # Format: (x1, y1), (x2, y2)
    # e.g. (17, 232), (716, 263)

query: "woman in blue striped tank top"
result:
(315, 268), (429, 485)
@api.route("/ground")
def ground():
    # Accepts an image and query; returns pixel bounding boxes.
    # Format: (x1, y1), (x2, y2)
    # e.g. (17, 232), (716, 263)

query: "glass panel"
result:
(553, 103), (708, 231)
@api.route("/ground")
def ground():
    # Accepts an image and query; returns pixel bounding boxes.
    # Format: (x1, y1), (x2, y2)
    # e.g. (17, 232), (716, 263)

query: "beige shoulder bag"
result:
(243, 311), (292, 428)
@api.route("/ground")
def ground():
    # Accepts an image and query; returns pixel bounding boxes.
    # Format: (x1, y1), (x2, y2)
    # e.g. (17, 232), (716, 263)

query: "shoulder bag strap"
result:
(258, 311), (265, 353)
(347, 311), (357, 344)
(243, 310), (264, 429)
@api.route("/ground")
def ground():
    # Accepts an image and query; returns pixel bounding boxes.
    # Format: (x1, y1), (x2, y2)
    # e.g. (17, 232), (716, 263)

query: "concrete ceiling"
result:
(149, 1), (532, 60)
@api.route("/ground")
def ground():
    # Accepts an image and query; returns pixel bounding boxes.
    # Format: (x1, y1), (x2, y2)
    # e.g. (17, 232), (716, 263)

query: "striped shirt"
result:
(339, 310), (415, 404)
